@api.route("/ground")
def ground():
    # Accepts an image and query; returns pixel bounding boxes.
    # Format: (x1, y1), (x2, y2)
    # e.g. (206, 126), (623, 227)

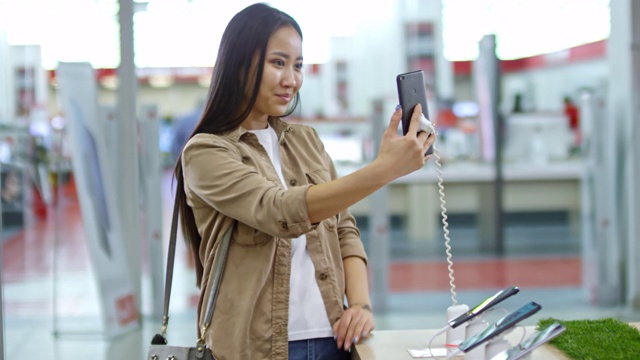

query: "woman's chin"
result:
(270, 108), (290, 117)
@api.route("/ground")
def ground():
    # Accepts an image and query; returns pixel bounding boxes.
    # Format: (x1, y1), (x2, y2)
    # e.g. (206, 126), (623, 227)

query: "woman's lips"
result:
(276, 93), (291, 102)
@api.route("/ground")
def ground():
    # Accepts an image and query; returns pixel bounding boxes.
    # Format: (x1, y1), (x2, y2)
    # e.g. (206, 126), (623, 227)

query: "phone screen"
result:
(448, 286), (520, 328)
(501, 322), (566, 360)
(459, 302), (542, 353)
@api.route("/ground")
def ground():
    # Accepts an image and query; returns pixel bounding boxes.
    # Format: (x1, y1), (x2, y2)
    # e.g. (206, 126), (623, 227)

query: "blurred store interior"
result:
(1, 0), (640, 359)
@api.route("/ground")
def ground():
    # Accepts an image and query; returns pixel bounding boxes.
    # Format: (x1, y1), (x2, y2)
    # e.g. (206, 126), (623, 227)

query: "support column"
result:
(434, 0), (454, 101)
(594, 0), (640, 307)
(629, 0), (640, 311)
(473, 35), (504, 254)
(117, 0), (141, 311)
(609, 0), (640, 310)
(0, 166), (5, 359)
(0, 270), (3, 360)
(368, 100), (390, 312)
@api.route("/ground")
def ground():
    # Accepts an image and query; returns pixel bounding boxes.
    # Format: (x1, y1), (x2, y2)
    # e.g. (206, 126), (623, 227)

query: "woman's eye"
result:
(295, 63), (304, 70)
(273, 59), (285, 66)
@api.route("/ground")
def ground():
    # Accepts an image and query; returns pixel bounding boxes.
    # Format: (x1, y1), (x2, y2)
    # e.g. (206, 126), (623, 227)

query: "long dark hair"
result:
(173, 3), (303, 286)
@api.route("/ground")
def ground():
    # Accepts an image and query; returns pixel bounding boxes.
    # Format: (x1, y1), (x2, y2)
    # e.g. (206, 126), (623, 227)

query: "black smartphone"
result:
(396, 70), (434, 155)
(448, 286), (520, 329)
(458, 301), (542, 353)
(489, 322), (566, 360)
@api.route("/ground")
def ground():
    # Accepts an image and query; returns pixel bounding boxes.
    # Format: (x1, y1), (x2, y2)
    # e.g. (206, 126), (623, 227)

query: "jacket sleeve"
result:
(182, 135), (314, 238)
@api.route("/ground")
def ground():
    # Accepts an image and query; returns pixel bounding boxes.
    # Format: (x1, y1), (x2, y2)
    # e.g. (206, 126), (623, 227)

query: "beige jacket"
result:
(182, 117), (368, 360)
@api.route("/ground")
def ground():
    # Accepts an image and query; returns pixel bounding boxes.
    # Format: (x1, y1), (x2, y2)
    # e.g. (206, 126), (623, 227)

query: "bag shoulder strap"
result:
(158, 194), (233, 344)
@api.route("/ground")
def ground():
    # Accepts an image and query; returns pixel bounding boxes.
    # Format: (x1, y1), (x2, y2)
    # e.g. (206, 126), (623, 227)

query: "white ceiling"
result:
(442, 0), (610, 60)
(0, 0), (610, 68)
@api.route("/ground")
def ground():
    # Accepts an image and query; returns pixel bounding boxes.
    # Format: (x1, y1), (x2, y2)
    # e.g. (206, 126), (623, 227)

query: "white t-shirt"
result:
(249, 125), (333, 341)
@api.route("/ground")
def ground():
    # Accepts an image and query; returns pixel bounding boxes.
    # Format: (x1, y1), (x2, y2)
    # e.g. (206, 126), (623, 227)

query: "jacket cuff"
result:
(281, 184), (314, 235)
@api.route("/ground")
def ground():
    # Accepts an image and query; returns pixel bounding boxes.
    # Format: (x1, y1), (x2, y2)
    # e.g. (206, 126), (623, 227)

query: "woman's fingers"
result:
(406, 104), (423, 136)
(348, 316), (367, 349)
(342, 311), (361, 350)
(385, 106), (403, 136)
(333, 310), (352, 349)
(424, 132), (436, 154)
(333, 306), (375, 351)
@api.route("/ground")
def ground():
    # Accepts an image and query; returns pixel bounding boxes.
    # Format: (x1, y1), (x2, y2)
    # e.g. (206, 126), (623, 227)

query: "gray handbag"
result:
(147, 196), (232, 360)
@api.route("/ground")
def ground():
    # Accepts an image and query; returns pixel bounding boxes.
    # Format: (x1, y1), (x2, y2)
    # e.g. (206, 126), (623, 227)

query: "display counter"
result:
(338, 160), (583, 242)
(353, 322), (640, 359)
(351, 327), (566, 359)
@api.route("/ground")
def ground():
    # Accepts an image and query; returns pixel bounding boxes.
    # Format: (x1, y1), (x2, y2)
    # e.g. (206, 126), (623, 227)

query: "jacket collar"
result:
(223, 117), (292, 142)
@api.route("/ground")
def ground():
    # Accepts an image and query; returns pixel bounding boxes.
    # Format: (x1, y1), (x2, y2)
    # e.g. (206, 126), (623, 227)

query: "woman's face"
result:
(248, 25), (303, 123)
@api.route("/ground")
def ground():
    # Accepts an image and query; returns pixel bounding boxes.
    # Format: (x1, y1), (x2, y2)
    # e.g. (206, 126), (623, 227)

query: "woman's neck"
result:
(241, 113), (269, 130)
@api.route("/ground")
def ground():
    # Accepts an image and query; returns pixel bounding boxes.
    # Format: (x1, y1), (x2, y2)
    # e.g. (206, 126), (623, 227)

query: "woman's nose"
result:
(281, 67), (297, 88)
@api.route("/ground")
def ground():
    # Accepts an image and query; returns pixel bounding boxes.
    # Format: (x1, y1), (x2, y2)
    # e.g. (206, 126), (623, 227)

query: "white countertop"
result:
(353, 323), (640, 360)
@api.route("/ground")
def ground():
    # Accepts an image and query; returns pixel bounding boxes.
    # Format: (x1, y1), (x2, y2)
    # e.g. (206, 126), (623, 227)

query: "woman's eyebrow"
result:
(269, 51), (303, 61)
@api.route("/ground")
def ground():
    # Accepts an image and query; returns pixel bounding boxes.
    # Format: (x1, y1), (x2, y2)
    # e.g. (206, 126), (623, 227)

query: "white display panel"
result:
(0, 30), (12, 124)
(0, 283), (3, 358)
(55, 62), (139, 338)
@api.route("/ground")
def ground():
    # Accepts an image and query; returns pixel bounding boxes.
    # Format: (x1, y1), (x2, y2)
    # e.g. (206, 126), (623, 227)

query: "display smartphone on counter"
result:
(448, 286), (520, 329)
(458, 301), (542, 353)
(489, 322), (566, 360)
(396, 70), (434, 155)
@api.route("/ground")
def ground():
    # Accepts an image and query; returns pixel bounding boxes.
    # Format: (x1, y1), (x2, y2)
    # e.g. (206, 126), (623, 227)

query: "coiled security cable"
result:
(421, 114), (458, 306)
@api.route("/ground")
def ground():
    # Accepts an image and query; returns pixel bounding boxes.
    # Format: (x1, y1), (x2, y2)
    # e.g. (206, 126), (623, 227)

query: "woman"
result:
(176, 3), (435, 359)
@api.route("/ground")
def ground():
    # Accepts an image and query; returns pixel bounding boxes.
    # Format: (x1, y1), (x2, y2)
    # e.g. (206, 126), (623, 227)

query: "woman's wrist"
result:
(348, 303), (373, 313)
(367, 159), (394, 185)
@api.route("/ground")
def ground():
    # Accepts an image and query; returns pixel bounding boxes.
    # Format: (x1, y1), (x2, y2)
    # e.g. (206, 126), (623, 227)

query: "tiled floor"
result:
(2, 171), (639, 359)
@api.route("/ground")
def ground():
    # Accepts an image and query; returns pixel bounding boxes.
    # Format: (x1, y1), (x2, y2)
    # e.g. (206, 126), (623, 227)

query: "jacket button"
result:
(289, 179), (297, 186)
(320, 272), (328, 280)
(280, 222), (288, 230)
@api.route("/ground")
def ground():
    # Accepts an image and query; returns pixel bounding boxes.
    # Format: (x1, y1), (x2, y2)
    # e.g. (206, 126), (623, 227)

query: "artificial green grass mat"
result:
(537, 317), (640, 360)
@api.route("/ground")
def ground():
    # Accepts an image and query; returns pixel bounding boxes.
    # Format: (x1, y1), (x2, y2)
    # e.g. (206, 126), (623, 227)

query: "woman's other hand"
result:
(332, 303), (375, 351)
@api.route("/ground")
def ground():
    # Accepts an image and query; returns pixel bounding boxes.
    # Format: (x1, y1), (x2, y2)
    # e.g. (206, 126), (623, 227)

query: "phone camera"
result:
(400, 76), (405, 80)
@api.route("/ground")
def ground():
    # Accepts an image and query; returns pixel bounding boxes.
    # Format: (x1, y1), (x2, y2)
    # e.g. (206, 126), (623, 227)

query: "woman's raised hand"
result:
(374, 104), (435, 182)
